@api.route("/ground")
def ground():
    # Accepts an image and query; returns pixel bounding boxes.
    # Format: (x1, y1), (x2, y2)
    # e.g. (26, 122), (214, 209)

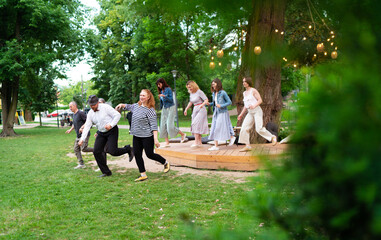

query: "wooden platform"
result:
(155, 142), (288, 171)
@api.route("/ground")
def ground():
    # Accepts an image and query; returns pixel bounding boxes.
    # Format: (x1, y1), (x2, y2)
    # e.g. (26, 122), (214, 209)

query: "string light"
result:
(275, 29), (279, 33)
(281, 31), (284, 35)
(217, 49), (224, 58)
(293, 63), (297, 68)
(324, 51), (327, 56)
(331, 42), (334, 46)
(317, 43), (324, 52)
(211, 56), (214, 60)
(218, 62), (222, 66)
(213, 45), (217, 49)
(327, 38), (330, 41)
(303, 37), (307, 40)
(283, 57), (287, 62)
(234, 47), (238, 51)
(330, 31), (334, 35)
(331, 35), (335, 38)
(254, 46), (262, 55)
(309, 25), (312, 29)
(208, 49), (212, 53)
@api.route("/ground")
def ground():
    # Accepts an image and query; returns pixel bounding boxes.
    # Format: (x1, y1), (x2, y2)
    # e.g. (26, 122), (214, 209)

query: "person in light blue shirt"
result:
(156, 78), (186, 147)
(207, 78), (236, 151)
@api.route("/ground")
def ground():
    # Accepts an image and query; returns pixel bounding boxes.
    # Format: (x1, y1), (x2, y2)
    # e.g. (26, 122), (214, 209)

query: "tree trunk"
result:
(39, 112), (43, 126)
(235, 0), (286, 143)
(1, 78), (19, 137)
(24, 108), (33, 122)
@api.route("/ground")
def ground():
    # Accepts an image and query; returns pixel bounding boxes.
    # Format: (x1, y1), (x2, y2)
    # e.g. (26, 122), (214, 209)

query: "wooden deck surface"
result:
(156, 142), (288, 171)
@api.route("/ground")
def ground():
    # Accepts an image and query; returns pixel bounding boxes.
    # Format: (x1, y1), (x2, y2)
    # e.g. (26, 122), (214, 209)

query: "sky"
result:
(54, 0), (100, 88)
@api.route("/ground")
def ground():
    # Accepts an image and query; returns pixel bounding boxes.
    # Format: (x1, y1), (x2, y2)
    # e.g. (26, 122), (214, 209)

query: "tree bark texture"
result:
(235, 0), (286, 143)
(1, 78), (19, 137)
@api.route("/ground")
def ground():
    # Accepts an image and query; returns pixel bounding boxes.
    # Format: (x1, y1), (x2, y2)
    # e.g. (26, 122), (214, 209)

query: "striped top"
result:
(124, 103), (158, 137)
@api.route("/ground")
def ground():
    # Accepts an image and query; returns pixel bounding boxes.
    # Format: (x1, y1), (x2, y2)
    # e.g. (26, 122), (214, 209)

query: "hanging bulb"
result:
(331, 51), (338, 59)
(254, 46), (262, 55)
(217, 49), (224, 58)
(317, 43), (324, 52)
(209, 62), (215, 69)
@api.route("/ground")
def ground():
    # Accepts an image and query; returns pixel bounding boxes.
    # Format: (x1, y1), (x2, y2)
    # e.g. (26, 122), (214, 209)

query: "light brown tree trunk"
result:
(235, 0), (286, 143)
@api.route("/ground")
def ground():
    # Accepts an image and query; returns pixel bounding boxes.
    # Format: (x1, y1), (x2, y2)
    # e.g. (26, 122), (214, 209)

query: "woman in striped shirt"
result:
(116, 89), (170, 182)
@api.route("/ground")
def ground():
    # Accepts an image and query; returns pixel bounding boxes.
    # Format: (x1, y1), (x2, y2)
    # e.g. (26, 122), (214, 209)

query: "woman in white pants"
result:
(237, 77), (277, 151)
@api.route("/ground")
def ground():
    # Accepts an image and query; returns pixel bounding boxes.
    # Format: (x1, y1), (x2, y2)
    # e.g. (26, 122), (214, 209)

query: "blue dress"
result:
(208, 90), (235, 141)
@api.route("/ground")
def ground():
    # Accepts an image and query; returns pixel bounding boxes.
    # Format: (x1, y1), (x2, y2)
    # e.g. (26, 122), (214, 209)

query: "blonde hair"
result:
(186, 80), (199, 93)
(138, 89), (156, 109)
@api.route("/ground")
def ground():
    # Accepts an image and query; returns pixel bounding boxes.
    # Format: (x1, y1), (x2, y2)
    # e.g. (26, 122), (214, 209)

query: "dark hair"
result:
(243, 77), (253, 87)
(211, 78), (223, 92)
(156, 78), (170, 93)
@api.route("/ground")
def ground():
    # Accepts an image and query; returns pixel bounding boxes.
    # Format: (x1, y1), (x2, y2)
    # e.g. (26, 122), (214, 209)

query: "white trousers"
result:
(238, 106), (274, 145)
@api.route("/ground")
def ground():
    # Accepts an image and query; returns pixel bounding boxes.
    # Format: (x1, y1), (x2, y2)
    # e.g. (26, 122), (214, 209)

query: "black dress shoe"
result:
(98, 173), (112, 178)
(125, 145), (134, 162)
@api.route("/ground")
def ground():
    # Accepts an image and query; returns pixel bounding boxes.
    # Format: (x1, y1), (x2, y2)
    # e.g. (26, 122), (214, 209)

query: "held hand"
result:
(79, 128), (83, 133)
(158, 94), (165, 97)
(238, 115), (242, 121)
(249, 105), (256, 110)
(184, 110), (187, 116)
(78, 140), (83, 146)
(216, 104), (221, 108)
(94, 133), (98, 138)
(115, 104), (125, 112)
(105, 124), (112, 130)
(65, 129), (71, 134)
(154, 139), (160, 148)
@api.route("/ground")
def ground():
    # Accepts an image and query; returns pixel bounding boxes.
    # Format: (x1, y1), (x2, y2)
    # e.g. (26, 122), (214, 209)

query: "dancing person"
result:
(207, 78), (236, 151)
(156, 78), (186, 147)
(115, 89), (170, 182)
(237, 77), (277, 151)
(184, 81), (209, 147)
(65, 101), (93, 169)
(79, 95), (134, 177)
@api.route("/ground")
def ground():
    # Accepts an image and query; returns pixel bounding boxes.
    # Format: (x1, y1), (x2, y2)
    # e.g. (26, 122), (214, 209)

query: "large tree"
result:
(0, 0), (85, 136)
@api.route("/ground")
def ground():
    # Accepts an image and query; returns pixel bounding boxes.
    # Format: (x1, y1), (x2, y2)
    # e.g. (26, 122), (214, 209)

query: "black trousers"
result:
(93, 126), (129, 175)
(133, 135), (166, 173)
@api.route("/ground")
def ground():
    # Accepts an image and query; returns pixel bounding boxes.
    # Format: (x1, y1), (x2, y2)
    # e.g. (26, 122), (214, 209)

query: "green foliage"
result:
(250, 1), (381, 239)
(281, 67), (304, 97)
(59, 81), (97, 107)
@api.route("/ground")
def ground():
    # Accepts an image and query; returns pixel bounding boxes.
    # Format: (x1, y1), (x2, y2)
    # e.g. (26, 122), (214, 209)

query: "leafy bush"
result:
(252, 1), (381, 239)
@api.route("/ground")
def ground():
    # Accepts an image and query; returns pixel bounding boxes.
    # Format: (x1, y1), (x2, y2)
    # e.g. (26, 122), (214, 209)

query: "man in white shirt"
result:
(79, 95), (133, 177)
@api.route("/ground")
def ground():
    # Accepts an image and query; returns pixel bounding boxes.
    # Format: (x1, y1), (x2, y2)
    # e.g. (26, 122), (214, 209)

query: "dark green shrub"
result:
(252, 1), (381, 239)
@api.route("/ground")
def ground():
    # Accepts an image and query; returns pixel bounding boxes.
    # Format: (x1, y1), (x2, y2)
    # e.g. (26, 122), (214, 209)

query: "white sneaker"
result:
(208, 146), (219, 151)
(94, 168), (101, 172)
(74, 164), (86, 169)
(159, 144), (170, 149)
(190, 144), (200, 148)
(239, 146), (252, 152)
(229, 136), (236, 146)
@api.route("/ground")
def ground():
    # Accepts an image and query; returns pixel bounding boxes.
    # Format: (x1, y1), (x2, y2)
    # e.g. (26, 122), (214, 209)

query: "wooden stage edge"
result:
(155, 142), (288, 171)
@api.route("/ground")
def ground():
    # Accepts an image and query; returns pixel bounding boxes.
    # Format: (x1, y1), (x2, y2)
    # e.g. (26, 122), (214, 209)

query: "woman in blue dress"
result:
(207, 78), (236, 151)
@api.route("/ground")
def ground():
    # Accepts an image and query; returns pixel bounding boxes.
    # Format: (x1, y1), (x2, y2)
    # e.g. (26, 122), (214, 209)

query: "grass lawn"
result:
(0, 127), (265, 239)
